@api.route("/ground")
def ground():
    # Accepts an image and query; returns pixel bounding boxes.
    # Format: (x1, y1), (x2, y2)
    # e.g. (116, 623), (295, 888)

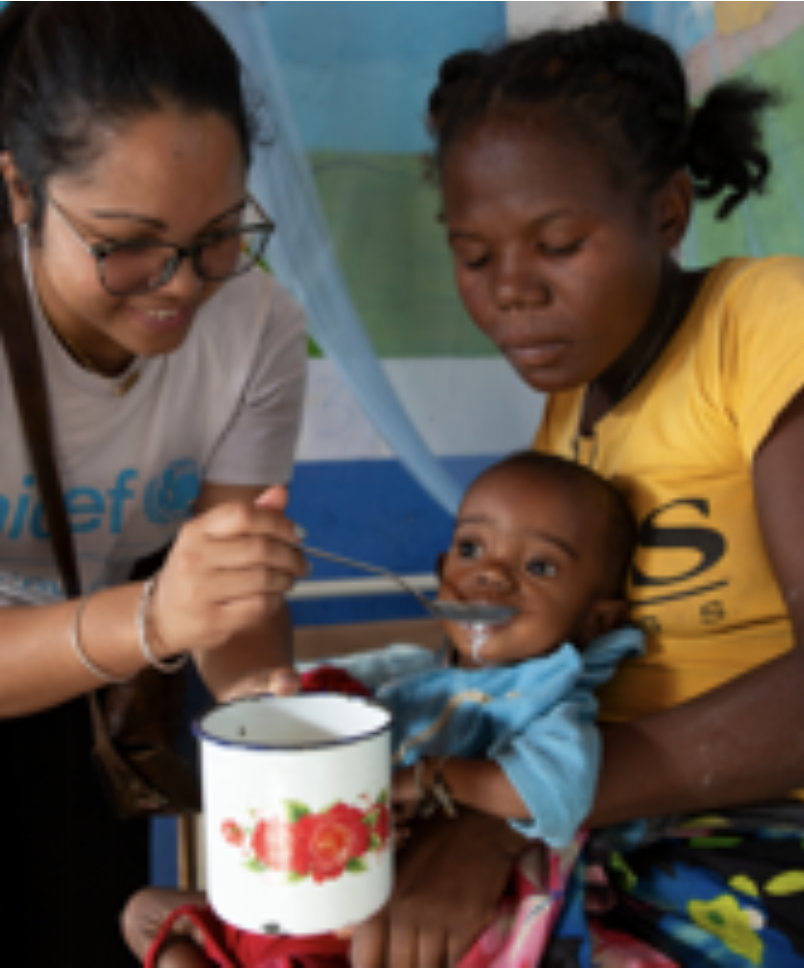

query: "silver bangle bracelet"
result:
(71, 594), (129, 684)
(136, 577), (188, 674)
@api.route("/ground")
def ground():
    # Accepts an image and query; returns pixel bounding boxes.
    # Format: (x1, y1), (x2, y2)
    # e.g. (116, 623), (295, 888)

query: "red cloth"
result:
(145, 904), (350, 968)
(299, 665), (373, 698)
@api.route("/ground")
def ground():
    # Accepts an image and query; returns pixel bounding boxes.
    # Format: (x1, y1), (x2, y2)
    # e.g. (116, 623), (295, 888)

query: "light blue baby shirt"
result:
(377, 627), (644, 849)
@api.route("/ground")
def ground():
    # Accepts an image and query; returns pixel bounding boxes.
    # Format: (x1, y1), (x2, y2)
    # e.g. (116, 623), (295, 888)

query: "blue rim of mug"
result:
(192, 691), (393, 753)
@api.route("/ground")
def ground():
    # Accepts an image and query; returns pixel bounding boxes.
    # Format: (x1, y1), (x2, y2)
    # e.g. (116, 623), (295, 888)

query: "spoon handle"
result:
(297, 543), (438, 617)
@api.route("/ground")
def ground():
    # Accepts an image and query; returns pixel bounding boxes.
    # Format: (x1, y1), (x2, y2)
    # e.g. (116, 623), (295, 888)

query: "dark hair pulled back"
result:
(428, 19), (780, 219)
(0, 2), (256, 228)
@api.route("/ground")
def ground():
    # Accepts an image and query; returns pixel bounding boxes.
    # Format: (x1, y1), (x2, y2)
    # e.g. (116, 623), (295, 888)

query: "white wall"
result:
(507, 1), (607, 36)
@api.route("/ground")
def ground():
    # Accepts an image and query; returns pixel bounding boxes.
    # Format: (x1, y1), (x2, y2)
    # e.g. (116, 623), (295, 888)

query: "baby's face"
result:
(438, 465), (614, 667)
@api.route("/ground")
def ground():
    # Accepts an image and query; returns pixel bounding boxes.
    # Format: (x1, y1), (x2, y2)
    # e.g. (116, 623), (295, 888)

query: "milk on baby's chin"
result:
(469, 623), (490, 665)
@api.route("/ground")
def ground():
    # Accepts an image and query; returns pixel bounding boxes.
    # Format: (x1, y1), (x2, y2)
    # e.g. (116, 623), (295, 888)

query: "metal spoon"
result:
(297, 543), (516, 625)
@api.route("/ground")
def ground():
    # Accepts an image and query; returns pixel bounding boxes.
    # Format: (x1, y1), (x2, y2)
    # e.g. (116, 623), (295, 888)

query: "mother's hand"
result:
(150, 485), (307, 661)
(351, 809), (526, 968)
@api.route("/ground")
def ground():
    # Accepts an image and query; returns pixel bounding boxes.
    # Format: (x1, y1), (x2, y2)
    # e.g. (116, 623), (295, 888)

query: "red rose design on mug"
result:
(222, 791), (390, 886)
(305, 803), (371, 882)
(250, 817), (312, 877)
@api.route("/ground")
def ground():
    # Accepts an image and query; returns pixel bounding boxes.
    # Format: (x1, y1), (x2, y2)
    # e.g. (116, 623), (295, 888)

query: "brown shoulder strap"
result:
(0, 228), (81, 598)
(0, 230), (152, 798)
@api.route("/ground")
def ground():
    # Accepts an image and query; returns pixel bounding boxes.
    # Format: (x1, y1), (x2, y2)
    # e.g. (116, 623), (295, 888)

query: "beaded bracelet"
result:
(414, 757), (459, 820)
(136, 577), (188, 674)
(71, 594), (130, 684)
(430, 759), (459, 819)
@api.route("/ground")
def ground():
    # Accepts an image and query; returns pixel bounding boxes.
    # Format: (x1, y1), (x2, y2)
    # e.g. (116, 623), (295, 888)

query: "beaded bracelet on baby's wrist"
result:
(414, 757), (459, 820)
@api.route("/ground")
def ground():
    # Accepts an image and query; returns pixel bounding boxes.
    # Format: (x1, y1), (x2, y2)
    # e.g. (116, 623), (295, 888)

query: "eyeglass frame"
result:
(45, 191), (276, 296)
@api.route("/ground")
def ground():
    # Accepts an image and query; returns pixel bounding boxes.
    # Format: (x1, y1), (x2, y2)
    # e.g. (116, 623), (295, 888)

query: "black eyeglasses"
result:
(47, 193), (275, 296)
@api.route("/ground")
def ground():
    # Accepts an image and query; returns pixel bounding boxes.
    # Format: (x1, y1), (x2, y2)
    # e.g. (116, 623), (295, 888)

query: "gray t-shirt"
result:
(0, 266), (307, 603)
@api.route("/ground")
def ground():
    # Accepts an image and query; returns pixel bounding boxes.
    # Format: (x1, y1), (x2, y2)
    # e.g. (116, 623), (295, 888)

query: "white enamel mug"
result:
(194, 693), (393, 937)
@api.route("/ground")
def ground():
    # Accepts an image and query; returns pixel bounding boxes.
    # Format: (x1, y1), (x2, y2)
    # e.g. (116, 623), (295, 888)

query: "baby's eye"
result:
(526, 558), (559, 579)
(456, 538), (483, 560)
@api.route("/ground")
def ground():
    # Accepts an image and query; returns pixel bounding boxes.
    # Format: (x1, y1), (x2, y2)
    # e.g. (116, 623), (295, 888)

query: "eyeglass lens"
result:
(100, 226), (272, 296)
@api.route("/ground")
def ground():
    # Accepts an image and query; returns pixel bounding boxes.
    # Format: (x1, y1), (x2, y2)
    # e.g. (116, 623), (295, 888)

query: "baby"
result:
(123, 450), (643, 967)
(383, 449), (642, 846)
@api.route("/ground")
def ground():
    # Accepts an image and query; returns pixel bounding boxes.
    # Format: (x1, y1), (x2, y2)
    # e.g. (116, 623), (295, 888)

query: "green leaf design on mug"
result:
(286, 801), (312, 824)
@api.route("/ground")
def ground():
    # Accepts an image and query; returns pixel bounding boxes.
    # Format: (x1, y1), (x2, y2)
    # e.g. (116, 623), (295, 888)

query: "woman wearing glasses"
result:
(0, 4), (308, 965)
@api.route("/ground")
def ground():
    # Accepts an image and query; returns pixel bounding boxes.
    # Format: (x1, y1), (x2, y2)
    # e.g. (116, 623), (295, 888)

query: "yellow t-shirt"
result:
(537, 257), (804, 723)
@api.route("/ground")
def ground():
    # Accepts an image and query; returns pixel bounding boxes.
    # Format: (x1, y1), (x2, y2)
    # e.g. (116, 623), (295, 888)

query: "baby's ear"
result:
(580, 597), (630, 644)
(434, 552), (447, 578)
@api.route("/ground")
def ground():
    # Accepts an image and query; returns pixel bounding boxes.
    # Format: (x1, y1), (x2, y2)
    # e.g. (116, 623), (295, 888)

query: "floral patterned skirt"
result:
(539, 803), (804, 967)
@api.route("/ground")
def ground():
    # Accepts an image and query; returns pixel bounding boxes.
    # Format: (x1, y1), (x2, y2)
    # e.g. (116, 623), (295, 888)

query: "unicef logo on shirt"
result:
(145, 461), (203, 526)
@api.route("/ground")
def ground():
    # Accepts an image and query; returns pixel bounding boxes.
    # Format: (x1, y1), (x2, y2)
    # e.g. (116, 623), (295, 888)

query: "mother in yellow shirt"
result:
(349, 17), (804, 970)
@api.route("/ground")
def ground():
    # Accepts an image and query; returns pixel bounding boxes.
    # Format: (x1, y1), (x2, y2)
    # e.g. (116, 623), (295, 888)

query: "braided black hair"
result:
(428, 19), (780, 220)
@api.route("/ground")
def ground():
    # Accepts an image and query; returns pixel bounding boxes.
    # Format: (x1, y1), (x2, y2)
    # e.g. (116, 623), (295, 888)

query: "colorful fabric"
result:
(457, 841), (583, 968)
(537, 256), (804, 723)
(146, 804), (804, 967)
(144, 844), (579, 969)
(545, 804), (804, 967)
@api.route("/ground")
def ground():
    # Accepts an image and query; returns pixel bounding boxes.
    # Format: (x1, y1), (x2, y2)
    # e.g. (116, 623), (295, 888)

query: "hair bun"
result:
(438, 49), (485, 87)
(428, 50), (485, 130)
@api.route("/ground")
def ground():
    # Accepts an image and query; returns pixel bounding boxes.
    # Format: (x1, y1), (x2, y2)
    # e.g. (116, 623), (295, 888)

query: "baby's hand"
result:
(217, 665), (300, 704)
(266, 666), (301, 696)
(392, 765), (420, 805)
(391, 766), (422, 843)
